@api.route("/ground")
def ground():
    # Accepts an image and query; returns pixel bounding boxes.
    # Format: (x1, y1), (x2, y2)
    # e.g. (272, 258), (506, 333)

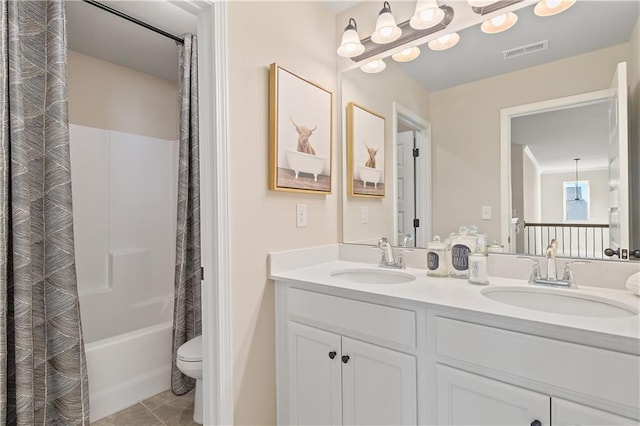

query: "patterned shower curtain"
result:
(0, 0), (90, 424)
(171, 34), (202, 396)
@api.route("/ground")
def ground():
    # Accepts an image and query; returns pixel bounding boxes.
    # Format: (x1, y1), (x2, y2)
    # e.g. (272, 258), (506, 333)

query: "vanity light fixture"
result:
(427, 32), (460, 51)
(337, 18), (365, 58)
(410, 0), (445, 30)
(360, 59), (387, 73)
(481, 12), (518, 34)
(371, 1), (402, 44)
(392, 46), (421, 62)
(534, 0), (576, 17)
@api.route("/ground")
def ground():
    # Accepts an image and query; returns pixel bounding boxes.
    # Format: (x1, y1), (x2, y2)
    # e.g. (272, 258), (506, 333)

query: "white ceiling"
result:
(66, 0), (197, 82)
(511, 101), (610, 173)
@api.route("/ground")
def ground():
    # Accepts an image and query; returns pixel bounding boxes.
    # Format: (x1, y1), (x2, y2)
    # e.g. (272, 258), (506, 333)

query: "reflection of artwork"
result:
(347, 102), (386, 197)
(269, 63), (332, 193)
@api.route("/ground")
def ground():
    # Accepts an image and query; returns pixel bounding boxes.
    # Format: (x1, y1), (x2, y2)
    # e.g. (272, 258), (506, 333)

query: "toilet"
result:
(176, 335), (203, 424)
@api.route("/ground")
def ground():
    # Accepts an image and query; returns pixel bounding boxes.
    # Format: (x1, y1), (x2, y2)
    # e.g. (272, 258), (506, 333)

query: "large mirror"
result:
(340, 0), (639, 260)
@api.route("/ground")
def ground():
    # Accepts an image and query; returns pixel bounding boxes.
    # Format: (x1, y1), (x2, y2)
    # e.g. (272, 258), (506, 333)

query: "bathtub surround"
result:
(172, 34), (202, 396)
(0, 0), (89, 423)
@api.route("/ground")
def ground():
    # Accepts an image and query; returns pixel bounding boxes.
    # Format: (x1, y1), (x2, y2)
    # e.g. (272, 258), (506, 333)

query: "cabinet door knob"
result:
(604, 248), (620, 258)
(630, 249), (640, 259)
(341, 355), (350, 364)
(530, 420), (542, 426)
(328, 351), (337, 359)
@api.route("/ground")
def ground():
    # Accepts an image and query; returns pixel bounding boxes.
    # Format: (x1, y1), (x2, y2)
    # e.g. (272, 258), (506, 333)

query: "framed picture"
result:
(347, 102), (386, 197)
(269, 63), (333, 194)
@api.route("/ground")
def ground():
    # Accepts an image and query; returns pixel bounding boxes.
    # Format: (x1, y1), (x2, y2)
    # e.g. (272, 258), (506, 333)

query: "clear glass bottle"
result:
(426, 236), (449, 277)
(449, 226), (478, 279)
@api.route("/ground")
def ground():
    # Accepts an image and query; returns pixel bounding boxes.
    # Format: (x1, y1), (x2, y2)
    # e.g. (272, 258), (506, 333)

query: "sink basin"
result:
(330, 268), (416, 284)
(481, 286), (638, 318)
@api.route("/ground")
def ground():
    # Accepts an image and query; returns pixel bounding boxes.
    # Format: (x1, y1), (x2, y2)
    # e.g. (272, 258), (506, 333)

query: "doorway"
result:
(393, 103), (431, 248)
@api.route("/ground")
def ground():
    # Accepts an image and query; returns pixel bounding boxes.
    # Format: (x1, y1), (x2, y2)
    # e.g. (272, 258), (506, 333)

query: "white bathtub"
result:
(286, 149), (327, 181)
(359, 166), (382, 188)
(86, 321), (173, 422)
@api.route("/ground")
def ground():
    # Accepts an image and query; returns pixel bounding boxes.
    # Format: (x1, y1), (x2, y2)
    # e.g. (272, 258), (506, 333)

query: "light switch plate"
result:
(481, 205), (492, 220)
(361, 206), (369, 224)
(296, 204), (307, 227)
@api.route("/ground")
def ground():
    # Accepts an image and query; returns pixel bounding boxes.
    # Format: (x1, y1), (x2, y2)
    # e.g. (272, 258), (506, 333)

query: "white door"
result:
(288, 322), (342, 425)
(436, 365), (550, 425)
(397, 131), (415, 245)
(553, 398), (637, 425)
(341, 337), (417, 425)
(607, 61), (629, 256)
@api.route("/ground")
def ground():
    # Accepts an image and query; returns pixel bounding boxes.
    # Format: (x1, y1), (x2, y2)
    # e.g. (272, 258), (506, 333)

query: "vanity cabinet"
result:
(288, 322), (417, 425)
(436, 365), (550, 425)
(436, 365), (636, 426)
(277, 286), (421, 425)
(274, 279), (639, 426)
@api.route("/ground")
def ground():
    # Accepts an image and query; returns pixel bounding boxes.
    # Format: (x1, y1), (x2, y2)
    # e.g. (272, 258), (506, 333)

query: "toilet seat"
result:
(177, 335), (202, 362)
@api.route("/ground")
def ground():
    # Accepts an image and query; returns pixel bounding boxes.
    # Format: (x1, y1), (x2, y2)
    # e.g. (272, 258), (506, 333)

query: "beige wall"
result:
(67, 50), (178, 140)
(341, 61), (430, 244)
(227, 2), (338, 424)
(522, 150), (541, 223)
(540, 169), (609, 223)
(429, 43), (631, 243)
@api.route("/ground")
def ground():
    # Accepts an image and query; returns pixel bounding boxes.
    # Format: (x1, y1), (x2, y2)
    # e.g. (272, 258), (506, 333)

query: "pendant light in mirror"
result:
(410, 0), (445, 30)
(360, 59), (387, 73)
(481, 12), (518, 34)
(534, 0), (576, 17)
(337, 18), (365, 58)
(573, 158), (583, 201)
(428, 32), (460, 51)
(371, 1), (402, 44)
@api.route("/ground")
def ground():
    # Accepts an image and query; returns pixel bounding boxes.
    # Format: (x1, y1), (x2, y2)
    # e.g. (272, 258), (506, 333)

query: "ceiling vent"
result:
(503, 40), (549, 60)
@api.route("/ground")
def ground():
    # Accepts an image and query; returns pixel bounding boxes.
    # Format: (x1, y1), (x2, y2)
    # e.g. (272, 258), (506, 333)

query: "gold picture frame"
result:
(269, 63), (333, 194)
(347, 102), (386, 197)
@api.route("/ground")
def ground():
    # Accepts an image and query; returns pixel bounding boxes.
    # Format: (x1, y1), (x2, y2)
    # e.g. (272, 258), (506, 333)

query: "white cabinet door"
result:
(288, 322), (342, 426)
(341, 337), (417, 425)
(553, 397), (638, 426)
(437, 365), (550, 426)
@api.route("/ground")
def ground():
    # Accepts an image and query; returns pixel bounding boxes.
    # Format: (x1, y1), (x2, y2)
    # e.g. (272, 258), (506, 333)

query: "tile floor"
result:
(93, 389), (198, 426)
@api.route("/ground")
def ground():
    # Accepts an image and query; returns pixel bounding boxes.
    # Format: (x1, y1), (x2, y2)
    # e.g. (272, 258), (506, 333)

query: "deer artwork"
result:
(291, 117), (317, 155)
(364, 144), (379, 169)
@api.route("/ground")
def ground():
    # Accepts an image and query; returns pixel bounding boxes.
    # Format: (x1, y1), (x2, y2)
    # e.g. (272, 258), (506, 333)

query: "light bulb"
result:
(345, 43), (357, 53)
(419, 9), (435, 21)
(491, 14), (506, 26)
(438, 34), (450, 43)
(380, 27), (393, 37)
(360, 59), (386, 73)
(545, 0), (562, 8)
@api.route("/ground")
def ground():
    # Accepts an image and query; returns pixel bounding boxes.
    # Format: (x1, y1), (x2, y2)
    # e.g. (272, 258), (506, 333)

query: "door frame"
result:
(392, 102), (431, 247)
(499, 88), (615, 251)
(158, 1), (232, 424)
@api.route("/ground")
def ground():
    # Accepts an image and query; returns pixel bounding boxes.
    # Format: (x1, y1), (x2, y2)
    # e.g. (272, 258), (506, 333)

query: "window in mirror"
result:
(563, 181), (590, 221)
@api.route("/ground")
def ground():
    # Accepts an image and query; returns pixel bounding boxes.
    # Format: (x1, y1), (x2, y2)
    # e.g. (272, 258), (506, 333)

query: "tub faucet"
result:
(377, 237), (405, 269)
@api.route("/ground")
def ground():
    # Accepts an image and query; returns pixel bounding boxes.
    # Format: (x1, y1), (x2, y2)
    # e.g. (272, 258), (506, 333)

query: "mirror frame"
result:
(499, 88), (616, 253)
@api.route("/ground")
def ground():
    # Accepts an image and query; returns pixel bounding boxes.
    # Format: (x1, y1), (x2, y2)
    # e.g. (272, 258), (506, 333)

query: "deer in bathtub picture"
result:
(359, 143), (382, 189)
(285, 117), (328, 184)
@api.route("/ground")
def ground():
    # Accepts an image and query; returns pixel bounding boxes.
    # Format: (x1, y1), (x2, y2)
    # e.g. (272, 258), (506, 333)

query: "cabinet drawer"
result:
(435, 317), (640, 411)
(287, 288), (416, 350)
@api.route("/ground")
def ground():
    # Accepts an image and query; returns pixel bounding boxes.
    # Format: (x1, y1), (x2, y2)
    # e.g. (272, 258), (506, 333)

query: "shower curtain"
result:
(171, 34), (202, 395)
(0, 0), (90, 424)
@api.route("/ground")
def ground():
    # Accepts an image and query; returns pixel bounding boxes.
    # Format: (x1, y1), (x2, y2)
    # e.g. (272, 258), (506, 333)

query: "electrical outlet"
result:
(481, 205), (492, 220)
(296, 204), (307, 227)
(361, 206), (369, 224)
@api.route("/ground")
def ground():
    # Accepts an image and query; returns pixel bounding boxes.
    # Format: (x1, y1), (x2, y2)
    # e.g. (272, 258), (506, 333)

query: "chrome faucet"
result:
(519, 256), (588, 288)
(400, 233), (413, 248)
(377, 237), (406, 269)
(561, 260), (590, 289)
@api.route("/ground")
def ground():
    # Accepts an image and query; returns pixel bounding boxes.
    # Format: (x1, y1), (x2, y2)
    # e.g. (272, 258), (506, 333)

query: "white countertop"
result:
(269, 246), (640, 352)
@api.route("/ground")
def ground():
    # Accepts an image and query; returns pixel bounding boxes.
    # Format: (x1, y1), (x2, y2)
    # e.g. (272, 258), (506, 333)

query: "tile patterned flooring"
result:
(93, 389), (198, 426)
